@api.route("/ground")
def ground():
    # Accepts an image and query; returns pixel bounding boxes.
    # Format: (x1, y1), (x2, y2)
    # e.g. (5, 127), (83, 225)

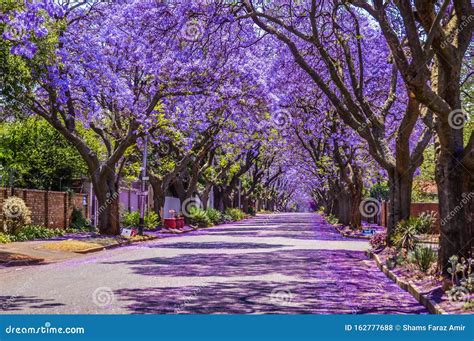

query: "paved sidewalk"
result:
(0, 213), (428, 314)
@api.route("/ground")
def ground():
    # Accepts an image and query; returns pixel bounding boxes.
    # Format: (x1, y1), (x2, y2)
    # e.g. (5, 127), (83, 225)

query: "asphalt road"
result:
(0, 213), (427, 314)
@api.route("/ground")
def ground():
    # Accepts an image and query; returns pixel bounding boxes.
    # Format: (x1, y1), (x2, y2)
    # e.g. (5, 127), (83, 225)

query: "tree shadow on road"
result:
(0, 295), (65, 312)
(106, 248), (428, 314)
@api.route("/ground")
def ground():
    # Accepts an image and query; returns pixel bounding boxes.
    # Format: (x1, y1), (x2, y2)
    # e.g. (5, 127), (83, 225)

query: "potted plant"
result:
(164, 210), (177, 229)
(176, 212), (185, 229)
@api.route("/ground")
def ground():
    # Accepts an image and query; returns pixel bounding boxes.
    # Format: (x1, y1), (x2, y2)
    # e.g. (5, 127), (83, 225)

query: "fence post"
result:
(64, 192), (69, 229)
(44, 191), (49, 227)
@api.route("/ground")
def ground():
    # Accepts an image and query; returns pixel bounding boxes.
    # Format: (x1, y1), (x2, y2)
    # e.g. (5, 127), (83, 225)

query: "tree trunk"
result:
(150, 178), (165, 221)
(335, 189), (351, 226)
(214, 186), (225, 211)
(387, 169), (413, 236)
(349, 187), (362, 228)
(223, 189), (233, 210)
(93, 172), (120, 235)
(432, 58), (472, 273)
(436, 139), (472, 273)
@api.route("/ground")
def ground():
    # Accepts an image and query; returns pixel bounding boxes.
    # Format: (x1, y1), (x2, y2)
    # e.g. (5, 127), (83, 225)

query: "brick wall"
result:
(410, 202), (440, 233)
(378, 201), (440, 233)
(0, 188), (89, 229)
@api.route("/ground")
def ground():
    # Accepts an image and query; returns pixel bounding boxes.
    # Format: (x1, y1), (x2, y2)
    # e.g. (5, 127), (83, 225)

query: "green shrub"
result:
(325, 214), (339, 225)
(144, 210), (159, 229)
(225, 208), (245, 221)
(205, 208), (223, 225)
(12, 225), (66, 241)
(189, 207), (212, 227)
(392, 220), (419, 250)
(70, 207), (91, 231)
(316, 207), (325, 215)
(122, 211), (140, 228)
(410, 245), (436, 272)
(2, 196), (32, 234)
(122, 210), (159, 229)
(0, 232), (12, 244)
(414, 211), (437, 234)
(222, 214), (233, 223)
(369, 182), (390, 201)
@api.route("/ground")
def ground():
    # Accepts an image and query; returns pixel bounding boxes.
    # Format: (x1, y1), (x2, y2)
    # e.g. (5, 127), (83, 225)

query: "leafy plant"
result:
(462, 300), (474, 311)
(0, 232), (12, 244)
(121, 210), (159, 229)
(189, 207), (212, 227)
(410, 245), (436, 272)
(144, 210), (159, 230)
(225, 208), (245, 221)
(448, 256), (474, 291)
(415, 211), (437, 234)
(392, 220), (419, 250)
(222, 214), (234, 223)
(12, 225), (66, 241)
(369, 182), (390, 201)
(70, 207), (91, 231)
(205, 208), (223, 225)
(369, 232), (386, 250)
(2, 196), (31, 234)
(122, 211), (140, 228)
(325, 214), (339, 225)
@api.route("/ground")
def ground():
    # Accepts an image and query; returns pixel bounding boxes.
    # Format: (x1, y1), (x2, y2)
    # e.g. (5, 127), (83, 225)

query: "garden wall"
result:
(378, 201), (440, 233)
(0, 188), (89, 229)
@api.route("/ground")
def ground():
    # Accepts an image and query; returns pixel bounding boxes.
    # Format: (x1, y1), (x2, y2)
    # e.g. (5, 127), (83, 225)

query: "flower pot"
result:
(164, 218), (177, 229)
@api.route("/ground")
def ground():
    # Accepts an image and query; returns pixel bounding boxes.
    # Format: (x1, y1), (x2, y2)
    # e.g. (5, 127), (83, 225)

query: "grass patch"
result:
(40, 240), (104, 252)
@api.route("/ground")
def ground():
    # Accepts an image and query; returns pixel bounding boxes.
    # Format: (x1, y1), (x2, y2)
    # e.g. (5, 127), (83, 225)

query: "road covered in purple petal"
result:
(0, 213), (428, 314)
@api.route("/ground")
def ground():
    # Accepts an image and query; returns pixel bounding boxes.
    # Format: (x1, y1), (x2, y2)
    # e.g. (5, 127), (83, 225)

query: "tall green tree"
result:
(0, 118), (87, 190)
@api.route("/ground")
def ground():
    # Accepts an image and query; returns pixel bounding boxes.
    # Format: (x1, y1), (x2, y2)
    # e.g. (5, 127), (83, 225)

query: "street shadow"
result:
(105, 248), (428, 314)
(114, 277), (428, 314)
(0, 295), (65, 312)
(147, 242), (286, 249)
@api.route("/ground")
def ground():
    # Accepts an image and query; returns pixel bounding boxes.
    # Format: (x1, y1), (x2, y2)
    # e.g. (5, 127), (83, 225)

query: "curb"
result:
(0, 255), (45, 266)
(74, 235), (158, 254)
(366, 250), (447, 314)
(333, 225), (371, 240)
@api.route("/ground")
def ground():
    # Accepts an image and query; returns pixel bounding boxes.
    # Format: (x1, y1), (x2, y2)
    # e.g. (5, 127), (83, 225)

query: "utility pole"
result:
(138, 136), (149, 236)
(238, 179), (241, 209)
